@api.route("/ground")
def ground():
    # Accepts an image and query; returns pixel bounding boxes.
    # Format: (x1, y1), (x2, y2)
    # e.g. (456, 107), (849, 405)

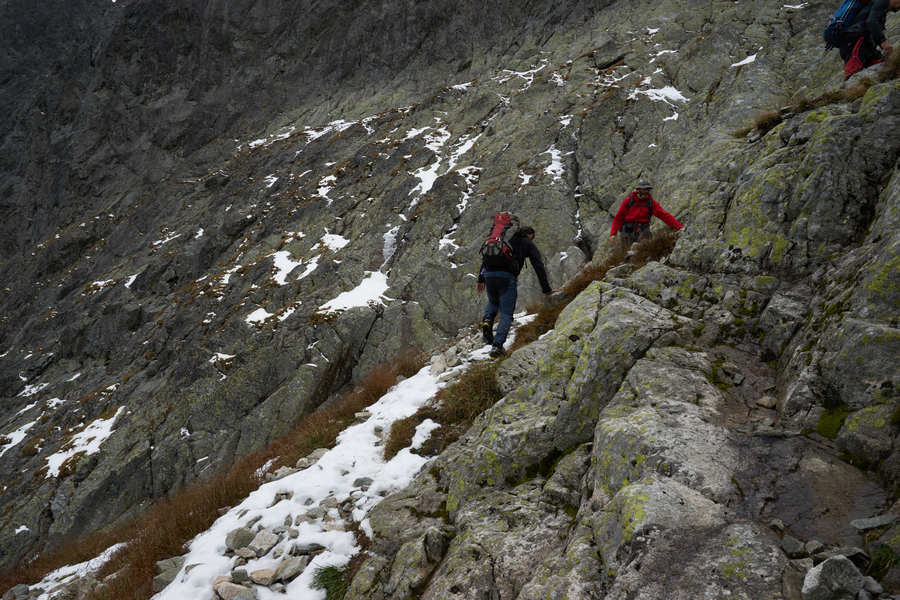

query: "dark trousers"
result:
(482, 271), (517, 348)
(617, 222), (652, 249)
(839, 34), (883, 79)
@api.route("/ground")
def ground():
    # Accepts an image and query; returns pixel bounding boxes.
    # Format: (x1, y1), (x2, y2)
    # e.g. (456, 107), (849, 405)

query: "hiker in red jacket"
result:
(609, 181), (682, 248)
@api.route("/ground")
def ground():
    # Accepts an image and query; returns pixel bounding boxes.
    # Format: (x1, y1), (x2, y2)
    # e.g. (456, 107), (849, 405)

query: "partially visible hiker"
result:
(609, 181), (683, 249)
(828, 0), (900, 79)
(477, 223), (555, 360)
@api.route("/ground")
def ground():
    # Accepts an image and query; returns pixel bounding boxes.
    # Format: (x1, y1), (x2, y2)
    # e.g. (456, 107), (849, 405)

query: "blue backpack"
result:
(824, 0), (869, 49)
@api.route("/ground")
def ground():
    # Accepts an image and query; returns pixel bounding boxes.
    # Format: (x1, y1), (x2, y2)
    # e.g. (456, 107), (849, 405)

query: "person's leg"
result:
(617, 230), (636, 253)
(843, 35), (867, 78)
(860, 35), (884, 68)
(483, 274), (502, 324)
(638, 224), (652, 243)
(491, 273), (518, 349)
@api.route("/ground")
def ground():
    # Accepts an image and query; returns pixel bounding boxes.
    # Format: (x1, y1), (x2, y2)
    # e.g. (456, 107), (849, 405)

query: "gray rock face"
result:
(1, 0), (899, 595)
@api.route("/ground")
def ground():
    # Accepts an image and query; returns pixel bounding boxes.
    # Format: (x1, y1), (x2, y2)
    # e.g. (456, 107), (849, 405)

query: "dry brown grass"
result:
(385, 362), (503, 460)
(509, 231), (676, 354)
(0, 350), (424, 600)
(733, 58), (900, 139)
(383, 414), (421, 461)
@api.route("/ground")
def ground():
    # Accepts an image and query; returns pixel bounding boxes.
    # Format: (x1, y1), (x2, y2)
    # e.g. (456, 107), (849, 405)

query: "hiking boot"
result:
(489, 345), (505, 360)
(481, 321), (494, 345)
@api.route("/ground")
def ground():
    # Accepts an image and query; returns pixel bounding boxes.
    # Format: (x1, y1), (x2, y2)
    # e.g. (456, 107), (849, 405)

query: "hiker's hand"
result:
(609, 234), (616, 244)
(883, 40), (894, 58)
(476, 282), (485, 293)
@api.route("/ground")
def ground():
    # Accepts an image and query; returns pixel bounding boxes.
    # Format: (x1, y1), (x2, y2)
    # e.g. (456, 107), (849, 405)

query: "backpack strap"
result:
(626, 193), (653, 215)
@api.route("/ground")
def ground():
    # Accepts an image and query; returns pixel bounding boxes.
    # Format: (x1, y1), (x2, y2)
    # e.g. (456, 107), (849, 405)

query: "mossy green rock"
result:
(837, 405), (896, 467)
(440, 286), (682, 514)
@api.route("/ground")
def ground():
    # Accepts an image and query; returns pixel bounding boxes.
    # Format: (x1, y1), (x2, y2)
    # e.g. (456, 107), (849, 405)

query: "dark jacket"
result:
(478, 233), (552, 293)
(610, 192), (683, 236)
(845, 0), (891, 46)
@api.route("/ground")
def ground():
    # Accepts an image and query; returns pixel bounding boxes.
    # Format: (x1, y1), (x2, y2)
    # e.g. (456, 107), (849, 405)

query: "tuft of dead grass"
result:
(385, 362), (502, 461)
(733, 58), (900, 139)
(510, 231), (677, 354)
(0, 350), (425, 600)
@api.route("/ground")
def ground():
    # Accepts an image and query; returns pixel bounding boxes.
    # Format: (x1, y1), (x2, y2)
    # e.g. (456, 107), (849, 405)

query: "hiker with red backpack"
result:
(609, 181), (683, 249)
(824, 0), (900, 79)
(476, 214), (555, 359)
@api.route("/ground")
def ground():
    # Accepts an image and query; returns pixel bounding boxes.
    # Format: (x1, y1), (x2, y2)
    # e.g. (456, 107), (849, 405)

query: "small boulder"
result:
(861, 575), (883, 595)
(248, 530), (280, 557)
(850, 513), (897, 532)
(782, 535), (807, 558)
(353, 477), (374, 490)
(757, 395), (777, 409)
(213, 581), (257, 600)
(295, 448), (328, 469)
(155, 556), (186, 574)
(249, 569), (276, 586)
(5, 584), (30, 600)
(801, 555), (864, 600)
(225, 527), (255, 552)
(275, 556), (309, 582)
(265, 467), (298, 482)
(291, 542), (327, 556)
(805, 540), (824, 556)
(231, 569), (251, 585)
(152, 555), (186, 593)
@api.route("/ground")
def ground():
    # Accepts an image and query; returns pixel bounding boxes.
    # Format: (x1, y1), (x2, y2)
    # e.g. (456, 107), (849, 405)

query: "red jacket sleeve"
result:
(610, 196), (630, 236)
(651, 200), (683, 230)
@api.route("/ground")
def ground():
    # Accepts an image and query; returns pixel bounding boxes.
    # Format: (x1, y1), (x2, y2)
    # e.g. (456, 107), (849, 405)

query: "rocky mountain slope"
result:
(1, 0), (898, 597)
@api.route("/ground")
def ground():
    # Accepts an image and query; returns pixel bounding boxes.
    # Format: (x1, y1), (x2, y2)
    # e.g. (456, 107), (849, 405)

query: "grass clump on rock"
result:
(733, 53), (900, 139)
(816, 405), (850, 439)
(311, 564), (351, 600)
(385, 362), (502, 460)
(510, 230), (678, 353)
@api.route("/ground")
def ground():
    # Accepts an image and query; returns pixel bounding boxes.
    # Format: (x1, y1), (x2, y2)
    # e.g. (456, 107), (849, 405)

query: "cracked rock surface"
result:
(1, 0), (898, 590)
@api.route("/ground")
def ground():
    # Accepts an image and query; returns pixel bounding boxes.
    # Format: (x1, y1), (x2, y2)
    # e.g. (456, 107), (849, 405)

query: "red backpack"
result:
(480, 212), (520, 268)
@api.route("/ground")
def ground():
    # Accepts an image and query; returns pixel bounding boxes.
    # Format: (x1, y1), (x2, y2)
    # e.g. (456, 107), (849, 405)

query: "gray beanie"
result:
(635, 181), (653, 189)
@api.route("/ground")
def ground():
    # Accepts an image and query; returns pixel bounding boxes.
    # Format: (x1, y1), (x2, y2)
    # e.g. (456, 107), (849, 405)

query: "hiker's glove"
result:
(476, 282), (485, 293)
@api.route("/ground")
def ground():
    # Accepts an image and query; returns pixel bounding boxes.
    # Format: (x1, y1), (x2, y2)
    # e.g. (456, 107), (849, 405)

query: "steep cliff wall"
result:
(0, 0), (897, 592)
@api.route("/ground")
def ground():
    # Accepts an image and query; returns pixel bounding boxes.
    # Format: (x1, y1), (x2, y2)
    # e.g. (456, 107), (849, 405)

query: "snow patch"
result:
(45, 407), (126, 478)
(152, 230), (181, 248)
(18, 382), (49, 398)
(543, 145), (566, 181)
(28, 543), (127, 599)
(732, 50), (762, 67)
(245, 308), (275, 326)
(271, 251), (303, 285)
(629, 85), (689, 105)
(383, 226), (400, 265)
(318, 272), (392, 314)
(0, 420), (36, 458)
(320, 233), (350, 252)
